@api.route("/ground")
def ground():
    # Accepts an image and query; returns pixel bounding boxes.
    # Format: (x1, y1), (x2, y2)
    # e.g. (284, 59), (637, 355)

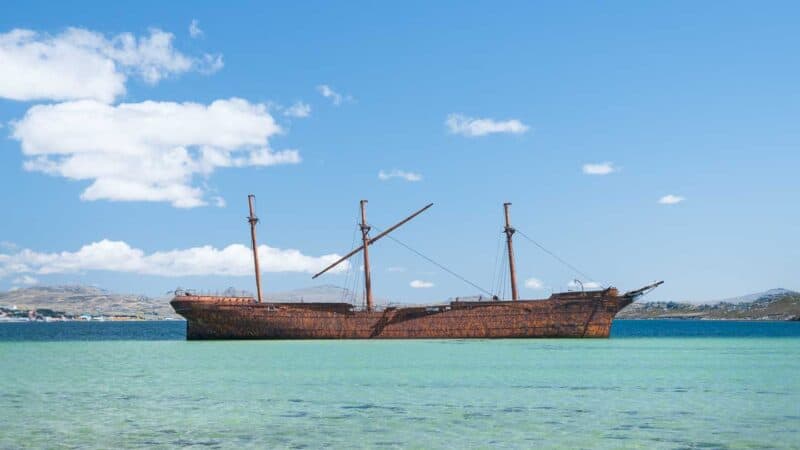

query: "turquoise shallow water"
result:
(1, 321), (799, 449)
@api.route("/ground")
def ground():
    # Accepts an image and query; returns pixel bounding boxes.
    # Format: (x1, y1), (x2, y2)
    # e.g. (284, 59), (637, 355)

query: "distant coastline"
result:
(0, 306), (184, 322)
(0, 285), (181, 322)
(2, 285), (799, 323)
(0, 310), (184, 323)
(617, 288), (800, 321)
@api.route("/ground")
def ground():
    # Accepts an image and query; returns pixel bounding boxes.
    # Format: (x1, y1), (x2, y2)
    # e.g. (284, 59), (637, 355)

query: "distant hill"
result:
(714, 288), (796, 304)
(618, 289), (800, 320)
(0, 285), (176, 320)
(265, 285), (353, 303)
(2, 285), (799, 321)
(0, 285), (365, 320)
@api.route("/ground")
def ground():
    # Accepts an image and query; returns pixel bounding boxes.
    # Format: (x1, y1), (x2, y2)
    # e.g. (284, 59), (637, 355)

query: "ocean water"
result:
(1, 321), (799, 449)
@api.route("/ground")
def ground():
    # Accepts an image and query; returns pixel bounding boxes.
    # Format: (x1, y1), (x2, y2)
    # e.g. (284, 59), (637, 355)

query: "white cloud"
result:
(316, 85), (341, 105)
(386, 266), (406, 273)
(524, 277), (544, 289)
(12, 275), (38, 285)
(378, 169), (422, 182)
(582, 162), (617, 175)
(410, 280), (434, 288)
(12, 98), (300, 208)
(198, 53), (224, 74)
(567, 280), (602, 290)
(211, 196), (226, 208)
(0, 239), (348, 278)
(445, 114), (529, 137)
(283, 101), (311, 118)
(659, 194), (685, 205)
(316, 84), (352, 105)
(189, 20), (203, 38)
(0, 27), (222, 103)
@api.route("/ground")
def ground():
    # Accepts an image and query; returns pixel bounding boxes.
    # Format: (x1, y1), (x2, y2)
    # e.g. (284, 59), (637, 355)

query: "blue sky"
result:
(0, 1), (798, 303)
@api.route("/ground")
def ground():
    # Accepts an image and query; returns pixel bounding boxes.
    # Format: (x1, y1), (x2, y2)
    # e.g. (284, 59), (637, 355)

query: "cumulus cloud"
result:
(198, 53), (224, 74)
(445, 114), (529, 137)
(12, 275), (38, 285)
(582, 162), (617, 175)
(211, 196), (226, 208)
(386, 266), (406, 273)
(410, 280), (434, 288)
(659, 194), (685, 205)
(12, 98), (300, 208)
(0, 27), (222, 103)
(316, 84), (352, 105)
(567, 280), (602, 290)
(0, 239), (347, 278)
(283, 101), (311, 118)
(189, 20), (203, 38)
(524, 277), (544, 289)
(378, 169), (422, 182)
(316, 85), (341, 105)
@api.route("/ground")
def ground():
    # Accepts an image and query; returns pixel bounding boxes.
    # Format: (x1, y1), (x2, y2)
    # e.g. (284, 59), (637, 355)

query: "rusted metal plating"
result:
(171, 287), (641, 340)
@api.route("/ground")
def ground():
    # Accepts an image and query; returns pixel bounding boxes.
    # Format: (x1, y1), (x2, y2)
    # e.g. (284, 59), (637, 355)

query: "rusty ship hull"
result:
(170, 288), (635, 340)
(169, 196), (661, 340)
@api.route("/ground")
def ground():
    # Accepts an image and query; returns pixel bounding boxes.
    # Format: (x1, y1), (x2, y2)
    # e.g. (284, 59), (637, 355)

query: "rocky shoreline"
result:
(0, 305), (182, 322)
(617, 289), (800, 321)
(2, 285), (799, 323)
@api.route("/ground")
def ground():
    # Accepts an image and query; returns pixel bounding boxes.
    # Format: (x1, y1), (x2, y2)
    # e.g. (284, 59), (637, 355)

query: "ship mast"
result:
(503, 202), (519, 301)
(360, 200), (374, 311)
(312, 201), (434, 309)
(248, 194), (263, 303)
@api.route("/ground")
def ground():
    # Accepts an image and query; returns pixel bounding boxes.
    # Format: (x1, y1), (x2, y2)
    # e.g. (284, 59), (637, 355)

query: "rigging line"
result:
(350, 212), (362, 303)
(500, 243), (508, 300)
(514, 228), (606, 289)
(494, 239), (504, 297)
(344, 211), (362, 303)
(500, 239), (511, 298)
(351, 248), (360, 305)
(341, 221), (359, 302)
(491, 232), (504, 297)
(495, 236), (508, 298)
(371, 225), (493, 297)
(352, 246), (363, 304)
(357, 251), (363, 307)
(356, 216), (365, 306)
(353, 269), (360, 303)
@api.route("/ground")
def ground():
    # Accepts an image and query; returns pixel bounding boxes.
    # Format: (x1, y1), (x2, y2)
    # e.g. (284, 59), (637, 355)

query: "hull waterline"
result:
(170, 289), (635, 340)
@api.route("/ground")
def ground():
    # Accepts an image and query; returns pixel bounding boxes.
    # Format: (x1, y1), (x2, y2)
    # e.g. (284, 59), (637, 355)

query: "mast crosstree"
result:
(503, 202), (519, 301)
(360, 200), (374, 311)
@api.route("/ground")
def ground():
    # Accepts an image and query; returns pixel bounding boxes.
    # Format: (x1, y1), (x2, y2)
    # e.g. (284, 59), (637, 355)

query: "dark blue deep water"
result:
(1, 319), (798, 341)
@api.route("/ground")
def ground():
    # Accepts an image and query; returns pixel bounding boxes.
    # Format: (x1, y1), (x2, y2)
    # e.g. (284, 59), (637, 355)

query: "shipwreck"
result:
(171, 195), (661, 339)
